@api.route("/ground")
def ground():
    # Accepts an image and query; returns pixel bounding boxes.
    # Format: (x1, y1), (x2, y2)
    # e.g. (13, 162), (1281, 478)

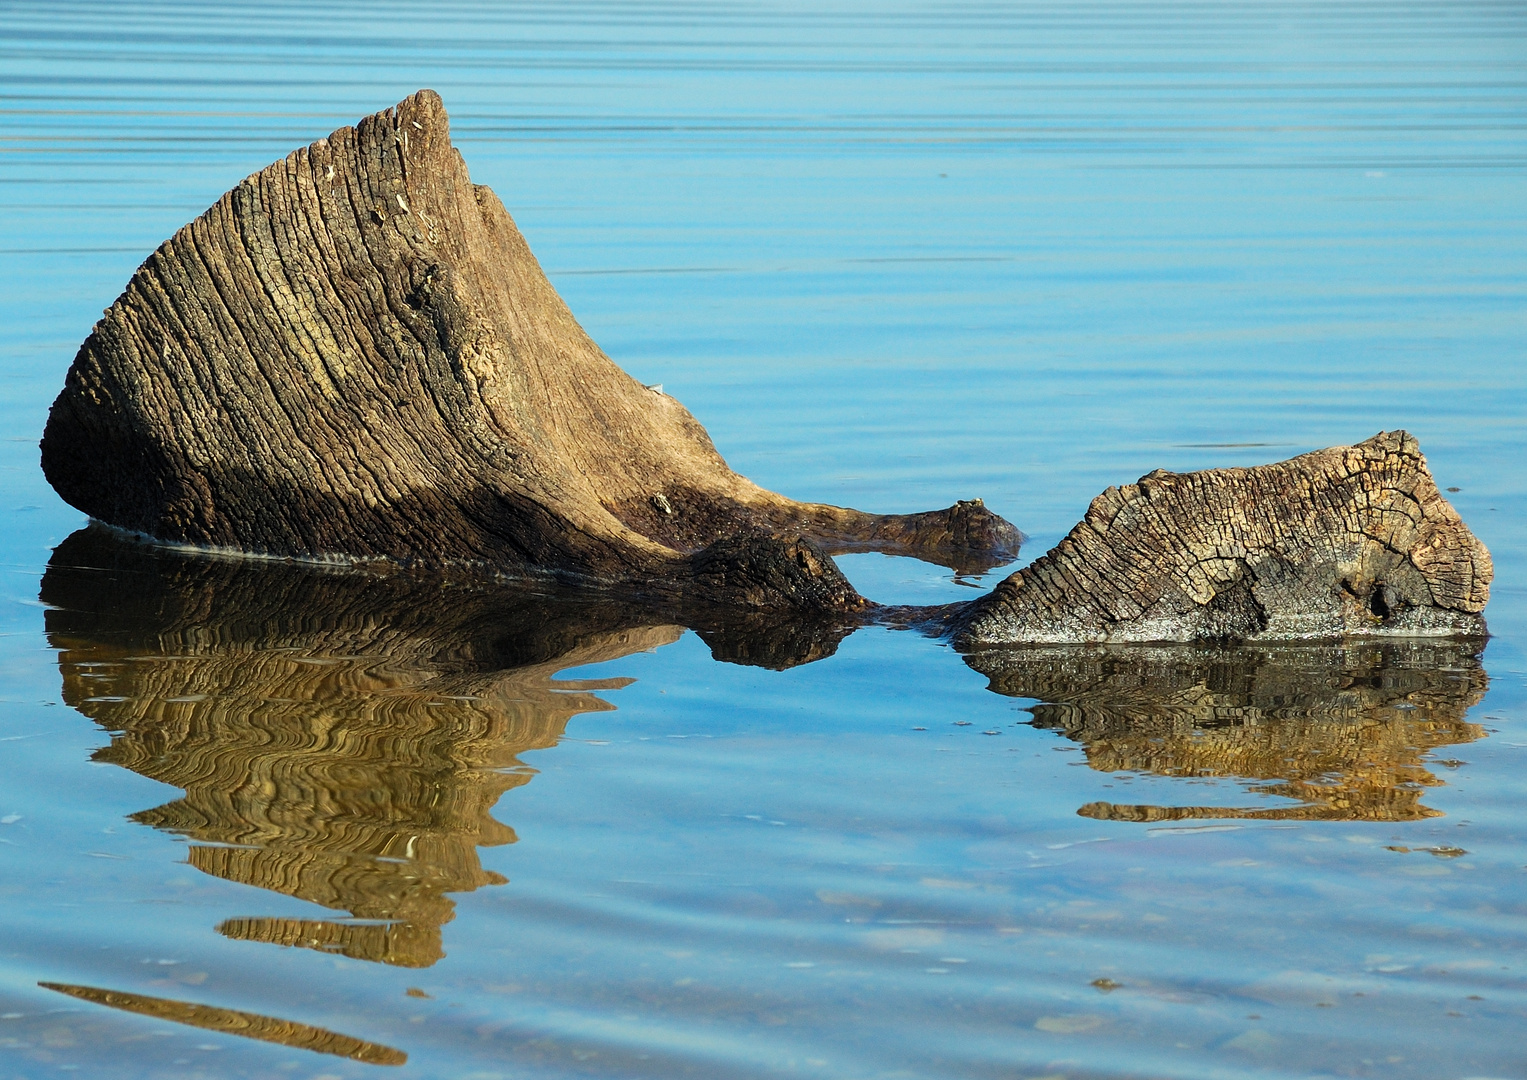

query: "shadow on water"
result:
(965, 641), (1489, 822)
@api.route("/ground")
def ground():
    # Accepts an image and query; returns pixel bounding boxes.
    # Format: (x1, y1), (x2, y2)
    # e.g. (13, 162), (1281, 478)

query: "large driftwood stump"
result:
(41, 528), (684, 970)
(39, 90), (1017, 608)
(40, 91), (1491, 642)
(949, 431), (1490, 645)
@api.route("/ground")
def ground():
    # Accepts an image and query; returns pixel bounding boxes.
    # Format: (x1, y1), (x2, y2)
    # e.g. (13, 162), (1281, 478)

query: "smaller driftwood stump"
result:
(40, 91), (1491, 643)
(949, 431), (1490, 645)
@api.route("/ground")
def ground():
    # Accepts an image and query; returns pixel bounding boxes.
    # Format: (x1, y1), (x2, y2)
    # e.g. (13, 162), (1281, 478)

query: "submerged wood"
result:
(40, 91), (1490, 641)
(39, 89), (1017, 609)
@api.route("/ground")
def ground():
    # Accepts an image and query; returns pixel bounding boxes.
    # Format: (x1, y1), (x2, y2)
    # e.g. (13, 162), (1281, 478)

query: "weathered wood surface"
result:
(40, 91), (1491, 642)
(39, 90), (1018, 609)
(949, 431), (1491, 645)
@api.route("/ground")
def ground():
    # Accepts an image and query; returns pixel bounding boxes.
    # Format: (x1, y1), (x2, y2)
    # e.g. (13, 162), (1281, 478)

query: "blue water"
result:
(2, 2), (1526, 1077)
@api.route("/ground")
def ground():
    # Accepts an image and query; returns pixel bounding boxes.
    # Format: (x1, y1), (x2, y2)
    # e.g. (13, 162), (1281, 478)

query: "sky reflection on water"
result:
(2, 2), (1526, 1078)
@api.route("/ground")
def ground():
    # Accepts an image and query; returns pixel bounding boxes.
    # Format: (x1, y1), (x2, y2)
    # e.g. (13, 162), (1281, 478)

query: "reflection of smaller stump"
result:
(968, 639), (1487, 821)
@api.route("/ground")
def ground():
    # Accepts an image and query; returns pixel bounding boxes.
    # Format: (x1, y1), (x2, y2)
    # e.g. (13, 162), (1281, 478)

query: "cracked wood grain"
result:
(41, 91), (1018, 612)
(950, 431), (1490, 645)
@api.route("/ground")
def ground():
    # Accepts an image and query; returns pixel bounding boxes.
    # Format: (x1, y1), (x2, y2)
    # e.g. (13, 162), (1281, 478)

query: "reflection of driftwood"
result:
(952, 432), (1490, 645)
(40, 983), (405, 1065)
(42, 521), (1497, 977)
(39, 89), (1017, 610)
(42, 526), (866, 972)
(968, 640), (1487, 820)
(43, 528), (702, 969)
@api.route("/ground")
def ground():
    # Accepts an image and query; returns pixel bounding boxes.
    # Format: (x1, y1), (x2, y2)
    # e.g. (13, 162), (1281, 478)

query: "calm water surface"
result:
(2, 3), (1526, 1078)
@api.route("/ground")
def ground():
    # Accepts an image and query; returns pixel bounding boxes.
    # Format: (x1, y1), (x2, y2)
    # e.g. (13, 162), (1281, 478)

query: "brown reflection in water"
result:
(39, 982), (406, 1064)
(41, 527), (698, 969)
(965, 640), (1488, 821)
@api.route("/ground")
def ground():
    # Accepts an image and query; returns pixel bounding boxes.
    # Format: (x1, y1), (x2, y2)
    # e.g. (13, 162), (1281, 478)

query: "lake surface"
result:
(2, 2), (1526, 1078)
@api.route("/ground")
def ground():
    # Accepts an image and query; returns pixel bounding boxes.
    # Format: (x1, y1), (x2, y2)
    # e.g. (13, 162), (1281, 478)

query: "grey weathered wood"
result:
(950, 431), (1490, 645)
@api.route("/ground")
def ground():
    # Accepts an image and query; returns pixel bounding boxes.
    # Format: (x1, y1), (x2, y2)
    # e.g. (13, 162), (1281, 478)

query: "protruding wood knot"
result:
(947, 497), (1024, 556)
(1138, 468), (1176, 499)
(1342, 578), (1407, 624)
(405, 263), (445, 309)
(689, 534), (864, 612)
